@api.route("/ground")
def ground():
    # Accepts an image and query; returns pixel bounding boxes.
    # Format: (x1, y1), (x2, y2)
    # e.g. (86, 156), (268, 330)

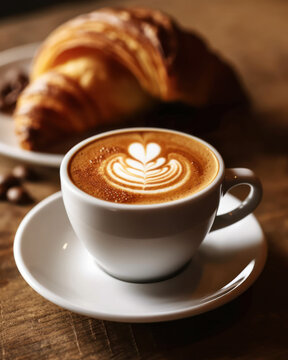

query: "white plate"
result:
(0, 43), (63, 167)
(13, 192), (267, 323)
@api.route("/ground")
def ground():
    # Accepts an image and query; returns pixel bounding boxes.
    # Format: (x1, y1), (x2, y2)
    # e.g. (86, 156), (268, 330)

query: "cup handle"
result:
(211, 168), (262, 231)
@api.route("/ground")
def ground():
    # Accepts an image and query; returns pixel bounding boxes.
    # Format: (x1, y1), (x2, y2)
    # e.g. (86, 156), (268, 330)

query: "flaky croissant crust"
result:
(31, 7), (223, 104)
(32, 8), (179, 99)
(14, 7), (243, 151)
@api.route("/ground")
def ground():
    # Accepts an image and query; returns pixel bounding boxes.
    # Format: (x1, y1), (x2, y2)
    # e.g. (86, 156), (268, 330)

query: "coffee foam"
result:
(68, 130), (219, 204)
(102, 141), (192, 194)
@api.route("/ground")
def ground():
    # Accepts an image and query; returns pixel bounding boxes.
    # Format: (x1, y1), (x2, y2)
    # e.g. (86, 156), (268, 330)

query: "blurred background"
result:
(0, 0), (96, 18)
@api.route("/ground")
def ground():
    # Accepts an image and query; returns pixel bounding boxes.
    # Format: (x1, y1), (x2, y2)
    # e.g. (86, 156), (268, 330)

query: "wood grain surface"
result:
(1, 0), (288, 359)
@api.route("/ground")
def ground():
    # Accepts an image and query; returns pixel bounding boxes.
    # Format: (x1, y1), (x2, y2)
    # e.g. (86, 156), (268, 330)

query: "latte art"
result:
(102, 142), (191, 193)
(69, 130), (219, 204)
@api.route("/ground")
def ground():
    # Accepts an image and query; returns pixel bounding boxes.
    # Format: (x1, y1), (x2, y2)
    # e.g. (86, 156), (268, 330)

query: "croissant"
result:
(14, 7), (243, 151)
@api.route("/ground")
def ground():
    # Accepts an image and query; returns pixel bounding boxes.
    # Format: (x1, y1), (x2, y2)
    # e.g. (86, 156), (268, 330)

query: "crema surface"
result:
(68, 130), (219, 204)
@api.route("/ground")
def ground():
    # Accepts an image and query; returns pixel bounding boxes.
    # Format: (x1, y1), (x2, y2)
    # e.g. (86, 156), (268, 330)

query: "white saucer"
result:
(14, 192), (267, 323)
(0, 43), (63, 167)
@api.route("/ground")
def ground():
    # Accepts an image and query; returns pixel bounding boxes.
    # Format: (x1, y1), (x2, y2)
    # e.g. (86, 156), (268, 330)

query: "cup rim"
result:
(60, 127), (225, 210)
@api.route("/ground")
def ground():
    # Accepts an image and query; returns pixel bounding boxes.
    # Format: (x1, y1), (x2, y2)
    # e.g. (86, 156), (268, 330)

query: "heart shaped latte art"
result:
(101, 142), (192, 194)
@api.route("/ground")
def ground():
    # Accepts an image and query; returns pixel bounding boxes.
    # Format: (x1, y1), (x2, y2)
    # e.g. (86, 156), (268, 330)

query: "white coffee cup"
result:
(60, 128), (262, 282)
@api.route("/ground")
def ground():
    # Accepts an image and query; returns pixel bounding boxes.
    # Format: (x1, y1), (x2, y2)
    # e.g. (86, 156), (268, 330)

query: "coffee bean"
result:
(6, 186), (32, 205)
(0, 69), (28, 111)
(12, 165), (38, 181)
(0, 174), (20, 188)
(0, 184), (7, 200)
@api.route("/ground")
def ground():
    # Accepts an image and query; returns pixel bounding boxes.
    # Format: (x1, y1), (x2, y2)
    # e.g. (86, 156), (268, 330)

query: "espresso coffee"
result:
(68, 130), (219, 204)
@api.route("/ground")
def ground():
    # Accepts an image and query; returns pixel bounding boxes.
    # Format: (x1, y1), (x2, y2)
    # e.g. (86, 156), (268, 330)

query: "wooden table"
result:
(1, 1), (287, 359)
